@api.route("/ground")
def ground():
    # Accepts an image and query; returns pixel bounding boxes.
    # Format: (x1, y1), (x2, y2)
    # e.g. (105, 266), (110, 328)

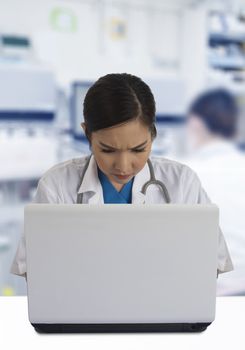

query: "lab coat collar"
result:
(77, 153), (103, 204)
(77, 153), (150, 204)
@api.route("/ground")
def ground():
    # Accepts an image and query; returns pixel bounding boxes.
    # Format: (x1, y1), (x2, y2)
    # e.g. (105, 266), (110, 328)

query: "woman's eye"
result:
(101, 149), (114, 153)
(133, 148), (146, 152)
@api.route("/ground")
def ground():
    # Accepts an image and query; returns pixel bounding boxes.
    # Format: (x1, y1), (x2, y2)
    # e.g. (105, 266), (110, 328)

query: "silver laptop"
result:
(24, 204), (219, 333)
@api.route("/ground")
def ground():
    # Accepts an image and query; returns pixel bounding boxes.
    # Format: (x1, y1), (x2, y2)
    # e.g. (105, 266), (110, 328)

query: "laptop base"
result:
(32, 322), (211, 333)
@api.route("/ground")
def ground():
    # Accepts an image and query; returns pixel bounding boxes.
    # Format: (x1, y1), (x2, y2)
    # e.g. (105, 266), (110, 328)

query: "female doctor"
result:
(10, 73), (233, 280)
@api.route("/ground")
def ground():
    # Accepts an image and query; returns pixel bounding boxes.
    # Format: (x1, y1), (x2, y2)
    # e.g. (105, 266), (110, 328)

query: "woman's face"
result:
(81, 119), (153, 191)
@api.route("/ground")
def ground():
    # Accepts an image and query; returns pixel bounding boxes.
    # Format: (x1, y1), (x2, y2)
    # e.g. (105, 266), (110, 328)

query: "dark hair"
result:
(83, 73), (157, 144)
(188, 88), (238, 138)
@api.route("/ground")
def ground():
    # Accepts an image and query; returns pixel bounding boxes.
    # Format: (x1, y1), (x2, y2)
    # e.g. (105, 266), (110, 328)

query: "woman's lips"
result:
(113, 174), (131, 179)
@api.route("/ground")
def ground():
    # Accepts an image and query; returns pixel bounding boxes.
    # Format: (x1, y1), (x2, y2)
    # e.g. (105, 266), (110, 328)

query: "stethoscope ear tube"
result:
(141, 159), (171, 203)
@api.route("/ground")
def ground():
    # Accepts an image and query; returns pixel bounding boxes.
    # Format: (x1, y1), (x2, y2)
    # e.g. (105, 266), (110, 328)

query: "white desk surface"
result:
(1, 296), (244, 350)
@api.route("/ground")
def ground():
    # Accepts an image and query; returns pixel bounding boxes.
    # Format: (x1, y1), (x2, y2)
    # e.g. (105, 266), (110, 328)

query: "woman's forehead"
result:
(94, 120), (149, 136)
(90, 119), (151, 147)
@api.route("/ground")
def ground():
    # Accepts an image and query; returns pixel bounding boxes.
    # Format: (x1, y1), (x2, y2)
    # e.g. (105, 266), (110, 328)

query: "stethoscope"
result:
(76, 153), (171, 204)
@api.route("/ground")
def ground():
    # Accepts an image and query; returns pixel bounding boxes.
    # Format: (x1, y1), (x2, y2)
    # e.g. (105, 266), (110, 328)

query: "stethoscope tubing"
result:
(76, 154), (171, 204)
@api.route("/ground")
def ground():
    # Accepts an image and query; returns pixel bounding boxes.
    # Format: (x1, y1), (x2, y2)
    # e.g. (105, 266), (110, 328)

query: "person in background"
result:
(183, 88), (245, 296)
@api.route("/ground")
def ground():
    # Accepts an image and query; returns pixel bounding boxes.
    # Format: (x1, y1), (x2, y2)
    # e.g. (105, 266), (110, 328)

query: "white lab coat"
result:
(179, 140), (245, 295)
(10, 153), (234, 278)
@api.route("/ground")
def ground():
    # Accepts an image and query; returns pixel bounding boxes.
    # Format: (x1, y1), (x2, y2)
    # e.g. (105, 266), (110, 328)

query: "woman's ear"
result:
(81, 122), (86, 133)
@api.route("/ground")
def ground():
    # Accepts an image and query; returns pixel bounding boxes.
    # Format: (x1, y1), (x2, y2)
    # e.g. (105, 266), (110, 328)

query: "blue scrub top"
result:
(97, 166), (134, 203)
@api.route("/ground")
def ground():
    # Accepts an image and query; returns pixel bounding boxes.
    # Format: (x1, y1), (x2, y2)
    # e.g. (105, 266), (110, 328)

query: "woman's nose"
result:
(114, 154), (131, 173)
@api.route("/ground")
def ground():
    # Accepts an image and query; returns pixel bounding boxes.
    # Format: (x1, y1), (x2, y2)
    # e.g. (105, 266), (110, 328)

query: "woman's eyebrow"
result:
(99, 140), (148, 150)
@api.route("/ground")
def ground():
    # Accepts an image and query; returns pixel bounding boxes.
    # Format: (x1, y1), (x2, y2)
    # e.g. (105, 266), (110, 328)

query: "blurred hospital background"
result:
(0, 0), (245, 296)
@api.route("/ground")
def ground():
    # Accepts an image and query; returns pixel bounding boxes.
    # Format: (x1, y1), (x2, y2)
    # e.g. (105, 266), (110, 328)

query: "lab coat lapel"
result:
(77, 154), (104, 204)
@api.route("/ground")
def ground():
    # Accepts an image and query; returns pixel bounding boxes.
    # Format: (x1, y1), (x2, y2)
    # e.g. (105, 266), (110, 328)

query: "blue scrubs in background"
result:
(97, 166), (134, 203)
